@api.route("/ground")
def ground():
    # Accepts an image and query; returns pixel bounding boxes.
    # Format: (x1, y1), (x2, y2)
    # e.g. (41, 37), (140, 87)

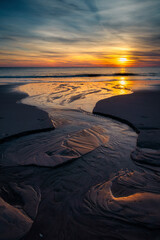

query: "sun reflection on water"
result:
(119, 77), (126, 86)
(18, 78), (132, 112)
(18, 74), (157, 113)
(120, 68), (126, 74)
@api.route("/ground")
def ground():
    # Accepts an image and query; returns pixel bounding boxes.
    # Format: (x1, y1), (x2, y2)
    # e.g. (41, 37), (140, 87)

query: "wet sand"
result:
(94, 90), (160, 149)
(0, 85), (160, 240)
(0, 85), (54, 141)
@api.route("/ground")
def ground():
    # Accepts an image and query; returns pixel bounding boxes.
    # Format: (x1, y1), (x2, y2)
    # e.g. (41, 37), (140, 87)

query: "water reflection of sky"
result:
(18, 74), (160, 113)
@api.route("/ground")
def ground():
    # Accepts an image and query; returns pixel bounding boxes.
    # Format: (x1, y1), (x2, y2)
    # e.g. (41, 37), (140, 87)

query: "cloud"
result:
(0, 0), (160, 66)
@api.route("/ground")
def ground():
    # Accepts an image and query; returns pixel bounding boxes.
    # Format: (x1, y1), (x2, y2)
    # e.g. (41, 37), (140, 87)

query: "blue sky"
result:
(0, 0), (160, 66)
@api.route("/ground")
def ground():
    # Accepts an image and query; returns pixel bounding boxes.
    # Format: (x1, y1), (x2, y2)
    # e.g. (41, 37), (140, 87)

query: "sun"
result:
(119, 57), (128, 64)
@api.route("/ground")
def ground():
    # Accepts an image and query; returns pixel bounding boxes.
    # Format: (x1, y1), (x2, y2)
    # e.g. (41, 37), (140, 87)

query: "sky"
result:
(0, 0), (160, 67)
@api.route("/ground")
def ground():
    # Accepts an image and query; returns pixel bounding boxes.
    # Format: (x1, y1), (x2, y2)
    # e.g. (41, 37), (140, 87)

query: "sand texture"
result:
(0, 86), (160, 240)
(94, 90), (160, 149)
(0, 85), (54, 141)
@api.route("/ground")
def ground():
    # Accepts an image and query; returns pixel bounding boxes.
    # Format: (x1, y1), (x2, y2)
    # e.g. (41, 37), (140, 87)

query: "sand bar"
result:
(93, 90), (160, 149)
(0, 85), (54, 141)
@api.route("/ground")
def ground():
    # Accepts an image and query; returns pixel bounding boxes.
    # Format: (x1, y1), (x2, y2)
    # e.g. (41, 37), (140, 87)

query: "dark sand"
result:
(94, 90), (160, 149)
(0, 85), (54, 141)
(1, 86), (160, 240)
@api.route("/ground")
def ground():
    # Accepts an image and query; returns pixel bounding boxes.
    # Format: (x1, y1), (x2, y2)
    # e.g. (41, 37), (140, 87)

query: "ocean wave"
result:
(0, 73), (145, 79)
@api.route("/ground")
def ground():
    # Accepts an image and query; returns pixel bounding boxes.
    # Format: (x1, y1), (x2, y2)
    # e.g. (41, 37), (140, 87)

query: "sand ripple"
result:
(0, 184), (40, 240)
(1, 99), (160, 239)
(84, 170), (160, 233)
(131, 147), (160, 171)
(1, 126), (108, 167)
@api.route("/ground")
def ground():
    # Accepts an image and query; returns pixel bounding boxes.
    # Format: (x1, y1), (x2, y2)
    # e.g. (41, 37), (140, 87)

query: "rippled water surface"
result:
(0, 67), (160, 240)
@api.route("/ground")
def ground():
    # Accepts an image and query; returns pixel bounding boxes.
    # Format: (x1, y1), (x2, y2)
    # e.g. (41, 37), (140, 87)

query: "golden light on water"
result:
(120, 68), (126, 74)
(18, 79), (132, 112)
(120, 77), (126, 86)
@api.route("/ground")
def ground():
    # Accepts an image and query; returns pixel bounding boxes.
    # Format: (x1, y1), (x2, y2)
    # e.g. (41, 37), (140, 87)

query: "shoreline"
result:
(1, 84), (160, 150)
(93, 90), (160, 150)
(93, 111), (140, 134)
(0, 84), (54, 141)
(0, 84), (160, 239)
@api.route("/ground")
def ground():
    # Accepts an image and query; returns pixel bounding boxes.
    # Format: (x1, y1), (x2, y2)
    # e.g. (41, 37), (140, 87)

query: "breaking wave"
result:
(0, 73), (147, 79)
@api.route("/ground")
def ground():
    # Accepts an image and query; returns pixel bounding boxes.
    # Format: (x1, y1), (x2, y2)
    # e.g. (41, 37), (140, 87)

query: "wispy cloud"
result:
(0, 0), (160, 66)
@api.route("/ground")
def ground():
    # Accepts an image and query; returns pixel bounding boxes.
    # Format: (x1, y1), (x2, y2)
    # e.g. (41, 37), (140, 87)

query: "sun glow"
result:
(119, 77), (126, 86)
(119, 57), (128, 64)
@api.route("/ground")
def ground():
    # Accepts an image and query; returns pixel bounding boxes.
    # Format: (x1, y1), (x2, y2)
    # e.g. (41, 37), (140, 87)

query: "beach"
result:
(0, 85), (54, 141)
(0, 78), (160, 240)
(1, 0), (160, 238)
(94, 90), (160, 149)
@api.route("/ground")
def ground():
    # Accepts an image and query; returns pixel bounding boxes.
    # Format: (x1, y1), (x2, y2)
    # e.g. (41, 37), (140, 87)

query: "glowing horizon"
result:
(0, 0), (160, 68)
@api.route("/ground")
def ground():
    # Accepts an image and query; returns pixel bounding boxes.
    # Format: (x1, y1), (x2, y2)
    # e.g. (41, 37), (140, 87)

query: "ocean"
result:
(0, 67), (160, 112)
(0, 67), (160, 79)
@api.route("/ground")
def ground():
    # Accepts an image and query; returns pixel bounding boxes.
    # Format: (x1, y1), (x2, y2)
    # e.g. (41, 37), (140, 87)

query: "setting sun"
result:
(119, 57), (128, 64)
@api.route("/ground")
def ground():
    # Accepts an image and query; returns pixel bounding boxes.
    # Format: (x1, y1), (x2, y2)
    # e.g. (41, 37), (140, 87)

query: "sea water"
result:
(0, 67), (160, 112)
(0, 67), (160, 239)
